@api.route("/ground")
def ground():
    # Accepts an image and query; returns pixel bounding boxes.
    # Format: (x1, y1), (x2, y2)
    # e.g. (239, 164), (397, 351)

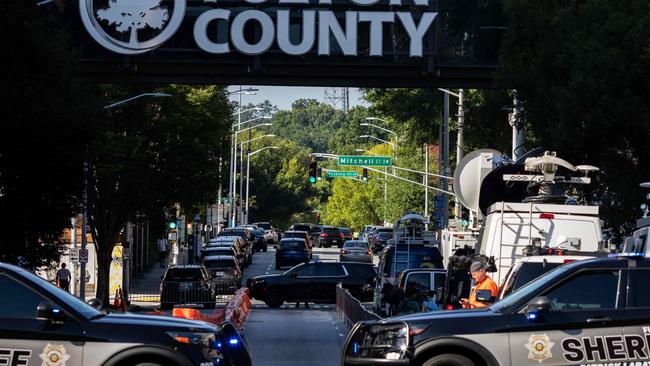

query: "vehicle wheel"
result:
(421, 354), (476, 366)
(265, 290), (284, 308)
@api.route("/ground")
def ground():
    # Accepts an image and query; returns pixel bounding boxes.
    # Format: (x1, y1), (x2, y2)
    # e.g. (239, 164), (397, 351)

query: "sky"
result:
(227, 86), (369, 111)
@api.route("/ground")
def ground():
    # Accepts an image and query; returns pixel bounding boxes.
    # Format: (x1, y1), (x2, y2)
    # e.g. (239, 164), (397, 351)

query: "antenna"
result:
(324, 88), (349, 114)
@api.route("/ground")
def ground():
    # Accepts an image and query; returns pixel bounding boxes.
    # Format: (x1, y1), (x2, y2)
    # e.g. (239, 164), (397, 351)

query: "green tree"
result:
(0, 0), (92, 267)
(500, 0), (650, 234)
(89, 85), (232, 304)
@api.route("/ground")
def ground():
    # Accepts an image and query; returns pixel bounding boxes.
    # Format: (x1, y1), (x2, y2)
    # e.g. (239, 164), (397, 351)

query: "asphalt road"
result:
(242, 246), (352, 366)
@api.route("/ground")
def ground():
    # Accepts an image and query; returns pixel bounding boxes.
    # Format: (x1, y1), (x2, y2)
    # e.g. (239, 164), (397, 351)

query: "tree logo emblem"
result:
(80, 0), (186, 55)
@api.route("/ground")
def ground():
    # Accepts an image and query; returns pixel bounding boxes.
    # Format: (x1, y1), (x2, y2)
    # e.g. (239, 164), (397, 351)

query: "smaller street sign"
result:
(327, 171), (359, 178)
(338, 155), (392, 167)
(79, 248), (89, 264)
(69, 248), (79, 262)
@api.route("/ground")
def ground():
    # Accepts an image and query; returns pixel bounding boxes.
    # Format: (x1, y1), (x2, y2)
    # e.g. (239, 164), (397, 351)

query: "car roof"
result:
(518, 254), (597, 263)
(204, 255), (236, 261)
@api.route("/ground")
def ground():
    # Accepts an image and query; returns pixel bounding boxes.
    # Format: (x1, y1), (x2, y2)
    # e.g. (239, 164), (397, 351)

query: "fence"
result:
(128, 280), (235, 306)
(336, 284), (380, 329)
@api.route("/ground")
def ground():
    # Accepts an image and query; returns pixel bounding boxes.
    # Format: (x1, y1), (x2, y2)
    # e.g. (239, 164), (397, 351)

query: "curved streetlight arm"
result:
(438, 88), (460, 98)
(361, 121), (397, 137)
(103, 92), (171, 110)
(355, 149), (379, 156)
(227, 88), (259, 96)
(250, 146), (280, 157)
(234, 116), (272, 128)
(236, 122), (272, 135)
(359, 135), (396, 147)
(232, 107), (263, 116)
(240, 134), (276, 146)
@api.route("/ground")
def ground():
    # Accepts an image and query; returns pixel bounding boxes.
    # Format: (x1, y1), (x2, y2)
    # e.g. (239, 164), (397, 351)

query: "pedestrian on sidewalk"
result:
(56, 263), (72, 292)
(157, 236), (169, 268)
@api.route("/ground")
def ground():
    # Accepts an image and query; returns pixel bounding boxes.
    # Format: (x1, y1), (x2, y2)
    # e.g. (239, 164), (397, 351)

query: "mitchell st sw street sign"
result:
(338, 156), (392, 167)
(67, 0), (503, 86)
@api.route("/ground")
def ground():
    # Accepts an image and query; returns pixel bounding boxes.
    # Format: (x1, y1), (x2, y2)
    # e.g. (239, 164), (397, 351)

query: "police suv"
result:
(342, 250), (650, 366)
(0, 262), (251, 366)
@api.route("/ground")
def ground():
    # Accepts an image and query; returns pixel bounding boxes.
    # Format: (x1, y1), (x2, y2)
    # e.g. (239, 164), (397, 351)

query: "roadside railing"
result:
(336, 284), (380, 329)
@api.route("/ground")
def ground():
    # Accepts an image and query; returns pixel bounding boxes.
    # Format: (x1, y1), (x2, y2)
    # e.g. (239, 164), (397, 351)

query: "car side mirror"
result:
(525, 296), (550, 321)
(475, 290), (495, 303)
(86, 298), (103, 309)
(37, 302), (65, 321)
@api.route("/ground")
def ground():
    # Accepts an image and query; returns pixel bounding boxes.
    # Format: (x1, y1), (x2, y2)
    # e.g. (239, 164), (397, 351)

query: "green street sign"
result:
(327, 171), (359, 178)
(338, 155), (392, 167)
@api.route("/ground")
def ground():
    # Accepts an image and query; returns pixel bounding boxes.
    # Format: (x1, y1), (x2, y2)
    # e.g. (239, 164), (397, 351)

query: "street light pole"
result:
(245, 146), (280, 224)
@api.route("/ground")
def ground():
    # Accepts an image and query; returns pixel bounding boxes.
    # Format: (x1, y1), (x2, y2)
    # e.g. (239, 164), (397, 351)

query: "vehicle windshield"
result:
(344, 241), (367, 248)
(164, 268), (204, 281)
(204, 249), (233, 256)
(377, 232), (392, 239)
(491, 265), (571, 312)
(280, 240), (306, 249)
(283, 263), (305, 275)
(293, 225), (311, 232)
(340, 228), (351, 234)
(19, 269), (102, 319)
(501, 261), (564, 298)
(204, 260), (236, 269)
(256, 223), (272, 230)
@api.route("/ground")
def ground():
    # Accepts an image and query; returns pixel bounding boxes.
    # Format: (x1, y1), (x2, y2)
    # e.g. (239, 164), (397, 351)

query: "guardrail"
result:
(336, 284), (380, 329)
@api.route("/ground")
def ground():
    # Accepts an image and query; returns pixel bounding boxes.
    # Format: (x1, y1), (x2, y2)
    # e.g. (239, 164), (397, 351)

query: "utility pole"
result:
(510, 91), (525, 160)
(79, 161), (88, 301)
(424, 143), (429, 230)
(442, 93), (450, 230)
(455, 89), (465, 219)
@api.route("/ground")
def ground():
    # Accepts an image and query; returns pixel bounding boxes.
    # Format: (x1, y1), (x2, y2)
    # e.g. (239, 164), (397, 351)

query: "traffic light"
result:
(308, 159), (317, 184)
(317, 167), (322, 181)
(362, 168), (368, 181)
(168, 221), (177, 230)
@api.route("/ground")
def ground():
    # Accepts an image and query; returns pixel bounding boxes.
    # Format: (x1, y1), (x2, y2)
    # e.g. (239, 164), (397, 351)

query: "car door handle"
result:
(586, 317), (612, 324)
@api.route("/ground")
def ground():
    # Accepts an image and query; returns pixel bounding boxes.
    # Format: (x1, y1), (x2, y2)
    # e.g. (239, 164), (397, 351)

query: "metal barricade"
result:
(129, 280), (236, 307)
(336, 284), (381, 329)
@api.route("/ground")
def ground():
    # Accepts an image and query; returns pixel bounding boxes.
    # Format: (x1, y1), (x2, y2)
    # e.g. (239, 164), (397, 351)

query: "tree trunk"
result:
(94, 231), (118, 306)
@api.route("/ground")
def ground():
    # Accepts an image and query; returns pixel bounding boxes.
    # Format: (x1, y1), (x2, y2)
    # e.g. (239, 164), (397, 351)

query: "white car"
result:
(252, 222), (278, 244)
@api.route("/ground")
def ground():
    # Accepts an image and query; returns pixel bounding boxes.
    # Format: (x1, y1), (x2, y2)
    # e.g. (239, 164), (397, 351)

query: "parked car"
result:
(274, 238), (310, 270)
(215, 231), (253, 264)
(0, 262), (252, 366)
(317, 226), (343, 248)
(160, 265), (216, 310)
(218, 228), (255, 255)
(339, 227), (353, 241)
(237, 225), (267, 252)
(282, 230), (313, 254)
(368, 226), (393, 251)
(202, 245), (246, 269)
(206, 236), (249, 267)
(203, 255), (243, 293)
(340, 240), (373, 263)
(289, 223), (313, 233)
(248, 261), (377, 308)
(253, 221), (278, 244)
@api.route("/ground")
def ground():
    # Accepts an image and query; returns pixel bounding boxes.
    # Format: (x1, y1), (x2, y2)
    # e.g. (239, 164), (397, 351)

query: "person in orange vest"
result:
(460, 261), (498, 309)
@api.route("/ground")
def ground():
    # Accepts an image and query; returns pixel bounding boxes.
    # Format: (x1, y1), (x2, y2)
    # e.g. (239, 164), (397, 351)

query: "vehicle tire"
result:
(421, 354), (476, 366)
(265, 290), (284, 308)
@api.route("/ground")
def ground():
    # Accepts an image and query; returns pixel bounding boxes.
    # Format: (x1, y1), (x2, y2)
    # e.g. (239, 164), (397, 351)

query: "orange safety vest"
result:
(468, 276), (498, 309)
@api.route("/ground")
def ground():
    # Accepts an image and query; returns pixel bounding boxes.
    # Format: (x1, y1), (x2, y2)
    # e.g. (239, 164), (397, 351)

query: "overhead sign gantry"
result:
(65, 0), (504, 87)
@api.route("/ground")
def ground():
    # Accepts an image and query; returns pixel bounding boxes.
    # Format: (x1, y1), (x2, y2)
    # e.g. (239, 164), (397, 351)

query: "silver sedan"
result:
(339, 240), (373, 263)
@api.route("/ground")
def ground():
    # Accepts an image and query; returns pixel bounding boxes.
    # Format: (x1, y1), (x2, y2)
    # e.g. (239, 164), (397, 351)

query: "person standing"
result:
(157, 237), (169, 268)
(397, 287), (420, 314)
(56, 263), (72, 292)
(460, 261), (498, 309)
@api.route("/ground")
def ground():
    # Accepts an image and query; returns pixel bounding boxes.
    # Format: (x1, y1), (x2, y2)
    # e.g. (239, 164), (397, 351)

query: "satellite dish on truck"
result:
(453, 149), (508, 213)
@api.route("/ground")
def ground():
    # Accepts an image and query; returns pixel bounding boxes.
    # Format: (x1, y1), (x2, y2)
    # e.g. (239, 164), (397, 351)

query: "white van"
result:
(477, 201), (603, 285)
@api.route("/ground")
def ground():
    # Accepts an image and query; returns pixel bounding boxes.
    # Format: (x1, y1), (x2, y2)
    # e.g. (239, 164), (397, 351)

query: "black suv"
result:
(248, 261), (376, 308)
(160, 265), (216, 310)
(0, 262), (251, 366)
(203, 255), (243, 294)
(317, 226), (344, 248)
(343, 254), (650, 366)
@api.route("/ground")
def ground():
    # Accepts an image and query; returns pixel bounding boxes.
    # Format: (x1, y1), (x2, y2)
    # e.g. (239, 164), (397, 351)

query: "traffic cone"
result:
(119, 288), (127, 312)
(113, 288), (120, 308)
